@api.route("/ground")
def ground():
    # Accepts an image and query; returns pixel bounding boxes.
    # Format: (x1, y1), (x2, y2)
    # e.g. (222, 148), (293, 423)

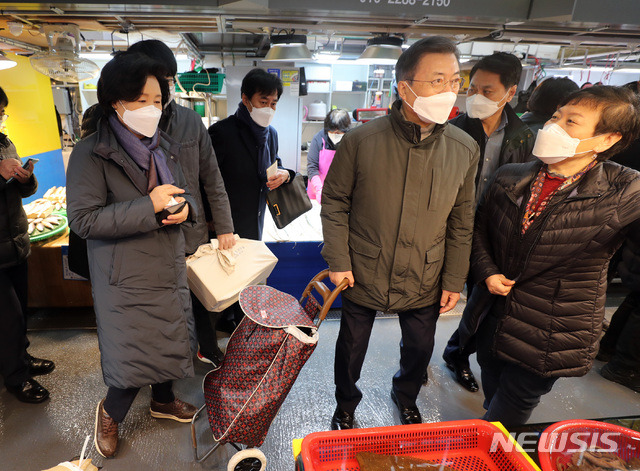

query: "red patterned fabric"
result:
(203, 293), (318, 447)
(521, 160), (598, 234)
(239, 285), (315, 328)
(302, 294), (321, 321)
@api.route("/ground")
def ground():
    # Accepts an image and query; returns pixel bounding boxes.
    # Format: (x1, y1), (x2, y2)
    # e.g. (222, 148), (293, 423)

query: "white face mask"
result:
(118, 101), (162, 138)
(532, 123), (602, 164)
(466, 90), (510, 120)
(0, 114), (7, 124)
(249, 103), (275, 128)
(405, 84), (457, 124)
(328, 132), (343, 145)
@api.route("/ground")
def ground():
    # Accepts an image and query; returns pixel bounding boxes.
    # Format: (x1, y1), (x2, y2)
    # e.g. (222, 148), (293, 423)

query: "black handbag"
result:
(266, 173), (312, 229)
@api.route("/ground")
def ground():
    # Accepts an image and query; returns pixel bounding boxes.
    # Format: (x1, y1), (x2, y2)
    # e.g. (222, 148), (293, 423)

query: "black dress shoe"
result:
(331, 407), (354, 430)
(601, 363), (640, 393)
(27, 354), (55, 376)
(6, 378), (49, 403)
(444, 359), (479, 393)
(390, 389), (422, 425)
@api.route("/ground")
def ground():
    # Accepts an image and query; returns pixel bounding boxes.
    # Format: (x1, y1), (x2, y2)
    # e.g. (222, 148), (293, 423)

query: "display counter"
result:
(27, 229), (94, 308)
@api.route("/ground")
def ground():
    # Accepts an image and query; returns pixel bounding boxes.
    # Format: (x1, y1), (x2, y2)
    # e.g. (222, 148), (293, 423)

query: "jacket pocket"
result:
(348, 231), (381, 287)
(419, 241), (446, 295)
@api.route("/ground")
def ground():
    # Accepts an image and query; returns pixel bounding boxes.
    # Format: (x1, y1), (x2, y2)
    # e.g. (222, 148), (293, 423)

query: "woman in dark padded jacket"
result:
(459, 86), (640, 426)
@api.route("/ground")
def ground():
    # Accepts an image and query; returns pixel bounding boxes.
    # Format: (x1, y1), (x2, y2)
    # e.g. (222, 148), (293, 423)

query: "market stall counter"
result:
(27, 229), (93, 308)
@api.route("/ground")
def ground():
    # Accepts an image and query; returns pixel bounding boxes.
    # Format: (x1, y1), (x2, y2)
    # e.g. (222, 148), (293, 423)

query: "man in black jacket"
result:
(0, 88), (52, 404)
(208, 69), (295, 330)
(208, 68), (294, 240)
(442, 52), (534, 392)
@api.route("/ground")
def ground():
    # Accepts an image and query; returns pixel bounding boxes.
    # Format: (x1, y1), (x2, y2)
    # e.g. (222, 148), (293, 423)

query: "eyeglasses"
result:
(407, 77), (465, 93)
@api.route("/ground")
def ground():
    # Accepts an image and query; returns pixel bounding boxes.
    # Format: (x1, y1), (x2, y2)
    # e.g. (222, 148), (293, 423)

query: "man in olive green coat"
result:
(321, 37), (479, 430)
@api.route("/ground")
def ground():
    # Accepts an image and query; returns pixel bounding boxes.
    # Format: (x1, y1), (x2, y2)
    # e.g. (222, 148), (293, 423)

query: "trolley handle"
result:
(301, 269), (350, 327)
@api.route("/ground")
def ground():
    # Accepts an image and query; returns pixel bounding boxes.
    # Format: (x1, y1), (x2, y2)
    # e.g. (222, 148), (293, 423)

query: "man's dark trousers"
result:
(335, 296), (440, 413)
(0, 262), (30, 387)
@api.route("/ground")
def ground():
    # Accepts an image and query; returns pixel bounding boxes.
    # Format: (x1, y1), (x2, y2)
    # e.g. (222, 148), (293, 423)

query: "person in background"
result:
(128, 39), (235, 367)
(208, 68), (295, 329)
(581, 81), (593, 89)
(306, 109), (351, 204)
(208, 68), (294, 241)
(443, 52), (534, 393)
(67, 52), (198, 458)
(598, 238), (640, 393)
(462, 86), (640, 426)
(520, 77), (579, 134)
(321, 36), (479, 430)
(0, 86), (54, 404)
(596, 80), (640, 393)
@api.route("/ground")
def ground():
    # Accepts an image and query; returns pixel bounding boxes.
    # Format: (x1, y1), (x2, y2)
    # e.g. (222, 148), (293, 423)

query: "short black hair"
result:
(0, 86), (8, 107)
(470, 52), (522, 89)
(324, 109), (351, 133)
(241, 68), (283, 100)
(128, 39), (177, 77)
(97, 51), (170, 116)
(396, 36), (459, 82)
(559, 85), (640, 161)
(527, 77), (579, 118)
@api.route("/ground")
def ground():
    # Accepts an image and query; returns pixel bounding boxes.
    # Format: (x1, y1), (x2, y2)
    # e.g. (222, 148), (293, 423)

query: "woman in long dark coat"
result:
(67, 52), (198, 459)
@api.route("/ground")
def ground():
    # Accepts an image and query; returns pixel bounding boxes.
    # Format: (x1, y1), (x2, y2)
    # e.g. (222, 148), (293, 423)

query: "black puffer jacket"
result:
(449, 104), (535, 192)
(0, 134), (37, 269)
(468, 160), (640, 378)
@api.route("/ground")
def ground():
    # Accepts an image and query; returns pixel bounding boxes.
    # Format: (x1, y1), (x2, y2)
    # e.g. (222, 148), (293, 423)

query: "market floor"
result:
(1, 305), (639, 471)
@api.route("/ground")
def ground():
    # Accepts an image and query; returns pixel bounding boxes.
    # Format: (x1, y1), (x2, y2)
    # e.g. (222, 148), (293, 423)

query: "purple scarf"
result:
(108, 114), (174, 191)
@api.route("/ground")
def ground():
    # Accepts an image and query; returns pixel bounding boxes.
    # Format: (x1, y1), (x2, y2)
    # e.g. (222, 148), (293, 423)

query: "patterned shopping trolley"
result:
(190, 269), (348, 471)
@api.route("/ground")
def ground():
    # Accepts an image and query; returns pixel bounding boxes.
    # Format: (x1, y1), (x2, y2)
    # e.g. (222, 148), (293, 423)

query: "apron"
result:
(307, 138), (336, 200)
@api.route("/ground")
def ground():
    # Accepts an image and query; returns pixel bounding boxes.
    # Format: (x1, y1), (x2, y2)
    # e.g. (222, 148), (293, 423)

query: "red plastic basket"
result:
(538, 420), (640, 471)
(297, 419), (538, 471)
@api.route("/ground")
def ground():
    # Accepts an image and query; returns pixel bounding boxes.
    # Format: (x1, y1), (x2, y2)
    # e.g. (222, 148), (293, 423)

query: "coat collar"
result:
(501, 159), (610, 202)
(229, 114), (262, 166)
(389, 100), (447, 146)
(456, 104), (531, 143)
(92, 117), (181, 195)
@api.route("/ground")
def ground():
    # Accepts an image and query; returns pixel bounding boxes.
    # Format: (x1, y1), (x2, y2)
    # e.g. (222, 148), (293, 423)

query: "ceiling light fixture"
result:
(263, 32), (313, 62)
(358, 35), (404, 65)
(0, 52), (17, 70)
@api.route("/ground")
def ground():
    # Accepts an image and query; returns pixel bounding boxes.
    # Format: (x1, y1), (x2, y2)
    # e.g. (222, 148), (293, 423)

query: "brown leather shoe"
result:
(150, 398), (197, 423)
(94, 399), (118, 458)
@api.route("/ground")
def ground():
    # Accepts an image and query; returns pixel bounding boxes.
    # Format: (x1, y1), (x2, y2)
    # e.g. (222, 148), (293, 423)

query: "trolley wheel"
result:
(227, 448), (267, 471)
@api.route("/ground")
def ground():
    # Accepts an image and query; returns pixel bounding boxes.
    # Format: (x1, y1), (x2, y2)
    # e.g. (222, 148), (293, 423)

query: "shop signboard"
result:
(269, 0), (530, 19)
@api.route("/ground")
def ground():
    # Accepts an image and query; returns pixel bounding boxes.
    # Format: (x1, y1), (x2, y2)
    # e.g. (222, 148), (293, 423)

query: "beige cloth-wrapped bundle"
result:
(186, 236), (278, 312)
(43, 459), (98, 471)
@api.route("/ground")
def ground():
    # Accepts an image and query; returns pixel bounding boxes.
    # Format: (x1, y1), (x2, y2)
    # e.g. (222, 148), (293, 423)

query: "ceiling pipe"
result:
(179, 32), (204, 61)
(0, 35), (45, 53)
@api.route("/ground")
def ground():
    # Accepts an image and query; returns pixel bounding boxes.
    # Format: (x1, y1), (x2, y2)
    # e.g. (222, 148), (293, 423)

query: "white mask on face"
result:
(328, 132), (343, 145)
(405, 84), (457, 124)
(118, 101), (162, 138)
(532, 123), (602, 164)
(466, 90), (510, 120)
(0, 114), (7, 124)
(249, 103), (275, 128)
